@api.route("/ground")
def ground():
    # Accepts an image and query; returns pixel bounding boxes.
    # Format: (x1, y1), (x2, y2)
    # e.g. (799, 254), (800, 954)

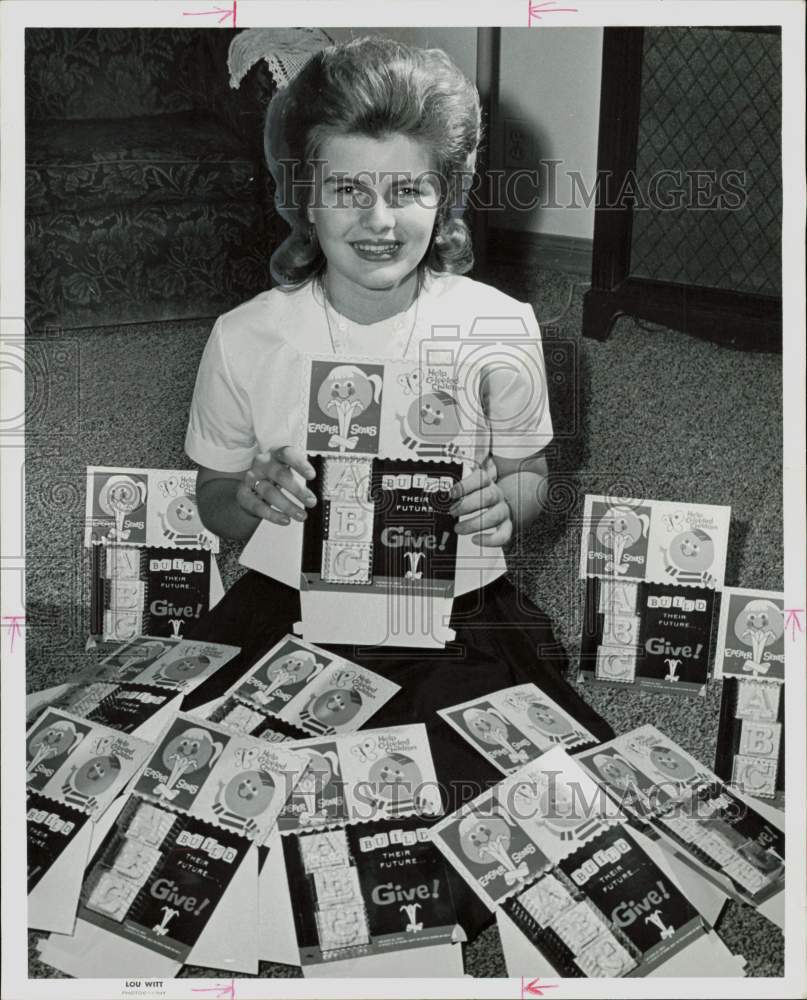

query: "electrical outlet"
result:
(503, 118), (532, 169)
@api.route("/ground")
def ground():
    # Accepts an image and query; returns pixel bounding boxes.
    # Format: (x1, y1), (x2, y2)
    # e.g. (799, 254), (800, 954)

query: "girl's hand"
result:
(449, 455), (513, 547)
(238, 447), (317, 526)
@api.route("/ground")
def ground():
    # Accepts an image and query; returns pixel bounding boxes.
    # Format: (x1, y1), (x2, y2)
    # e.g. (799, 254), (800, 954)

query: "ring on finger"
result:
(251, 477), (268, 496)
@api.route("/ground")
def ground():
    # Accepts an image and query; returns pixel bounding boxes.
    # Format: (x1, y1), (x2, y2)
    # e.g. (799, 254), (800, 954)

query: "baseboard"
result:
(487, 228), (593, 278)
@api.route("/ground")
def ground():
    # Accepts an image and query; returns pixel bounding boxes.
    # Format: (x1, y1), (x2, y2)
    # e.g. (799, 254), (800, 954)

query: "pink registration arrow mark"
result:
(183, 0), (237, 27)
(784, 608), (804, 641)
(528, 0), (579, 26)
(2, 615), (25, 653)
(521, 978), (558, 998)
(191, 981), (235, 1000)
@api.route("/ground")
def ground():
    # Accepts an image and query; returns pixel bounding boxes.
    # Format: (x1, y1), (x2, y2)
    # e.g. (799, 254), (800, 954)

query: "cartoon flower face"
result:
(368, 753), (421, 799)
(458, 814), (511, 863)
(161, 728), (221, 774)
(747, 611), (769, 629)
(330, 378), (355, 400)
(165, 496), (204, 534)
(408, 392), (461, 442)
(316, 366), (380, 418)
(73, 755), (120, 795)
(311, 688), (361, 726)
(161, 655), (209, 681)
(596, 508), (645, 549)
(527, 702), (571, 736)
(733, 600), (784, 645)
(649, 746), (695, 780)
(223, 770), (275, 817)
(595, 755), (635, 789)
(469, 822), (494, 847)
(464, 709), (507, 744)
(29, 720), (77, 756)
(265, 652), (318, 684)
(668, 529), (715, 572)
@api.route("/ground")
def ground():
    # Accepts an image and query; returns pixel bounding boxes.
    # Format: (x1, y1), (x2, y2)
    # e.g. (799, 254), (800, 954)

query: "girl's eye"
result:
(336, 184), (355, 194)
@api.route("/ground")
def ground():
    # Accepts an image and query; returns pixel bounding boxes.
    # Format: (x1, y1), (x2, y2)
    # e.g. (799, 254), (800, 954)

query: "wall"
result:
(495, 27), (603, 240)
(325, 27), (477, 81)
(325, 27), (602, 241)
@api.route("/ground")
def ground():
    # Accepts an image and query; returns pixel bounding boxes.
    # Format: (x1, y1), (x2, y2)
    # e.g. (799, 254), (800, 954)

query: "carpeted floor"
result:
(25, 266), (784, 979)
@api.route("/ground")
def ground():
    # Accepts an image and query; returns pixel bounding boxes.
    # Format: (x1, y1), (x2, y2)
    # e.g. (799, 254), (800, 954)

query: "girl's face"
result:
(307, 133), (440, 294)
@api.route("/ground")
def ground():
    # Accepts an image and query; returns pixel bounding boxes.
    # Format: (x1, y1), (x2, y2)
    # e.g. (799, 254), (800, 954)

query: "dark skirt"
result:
(183, 570), (613, 943)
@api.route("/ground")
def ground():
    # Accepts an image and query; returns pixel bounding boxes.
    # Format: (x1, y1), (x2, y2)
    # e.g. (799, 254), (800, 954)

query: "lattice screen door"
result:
(583, 27), (782, 350)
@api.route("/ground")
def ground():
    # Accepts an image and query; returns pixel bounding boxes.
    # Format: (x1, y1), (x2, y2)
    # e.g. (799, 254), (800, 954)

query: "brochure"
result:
(438, 683), (599, 774)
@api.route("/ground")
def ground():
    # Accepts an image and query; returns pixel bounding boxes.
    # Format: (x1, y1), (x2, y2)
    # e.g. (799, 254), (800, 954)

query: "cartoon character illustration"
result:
(660, 529), (716, 586)
(109, 639), (171, 677)
(62, 753), (122, 813)
(594, 505), (650, 576)
(290, 749), (340, 826)
(152, 726), (224, 800)
(152, 653), (211, 689)
(733, 599), (784, 675)
(316, 364), (383, 452)
(400, 902), (423, 932)
(462, 707), (529, 764)
(644, 910), (675, 940)
(649, 745), (698, 783)
(512, 774), (605, 844)
(250, 650), (322, 706)
(590, 752), (654, 814)
(524, 701), (578, 744)
(26, 719), (84, 781)
(404, 551), (425, 579)
(396, 390), (464, 458)
(298, 687), (362, 735)
(212, 769), (276, 837)
(367, 752), (423, 815)
(158, 491), (211, 547)
(457, 811), (529, 885)
(621, 737), (711, 793)
(350, 736), (379, 765)
(98, 474), (147, 540)
(153, 906), (180, 937)
(397, 369), (421, 396)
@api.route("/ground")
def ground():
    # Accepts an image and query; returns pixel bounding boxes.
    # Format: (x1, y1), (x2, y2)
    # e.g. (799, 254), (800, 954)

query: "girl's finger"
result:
(253, 480), (308, 521)
(449, 466), (492, 502)
(449, 483), (501, 518)
(266, 460), (317, 508)
(274, 445), (316, 481)
(237, 482), (291, 525)
(472, 519), (513, 548)
(454, 500), (510, 536)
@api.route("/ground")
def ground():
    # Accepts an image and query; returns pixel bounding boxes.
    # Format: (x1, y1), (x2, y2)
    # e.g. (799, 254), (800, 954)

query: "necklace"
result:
(319, 273), (422, 358)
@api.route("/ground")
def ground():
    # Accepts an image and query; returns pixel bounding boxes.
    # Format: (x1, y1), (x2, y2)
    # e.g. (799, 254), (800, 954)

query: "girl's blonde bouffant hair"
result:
(264, 35), (482, 287)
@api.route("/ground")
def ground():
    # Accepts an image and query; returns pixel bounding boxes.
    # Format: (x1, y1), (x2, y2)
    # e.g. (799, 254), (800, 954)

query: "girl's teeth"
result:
(355, 243), (398, 254)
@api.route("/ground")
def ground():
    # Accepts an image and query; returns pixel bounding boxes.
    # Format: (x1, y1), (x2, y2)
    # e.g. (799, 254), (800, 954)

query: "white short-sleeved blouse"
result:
(185, 272), (554, 473)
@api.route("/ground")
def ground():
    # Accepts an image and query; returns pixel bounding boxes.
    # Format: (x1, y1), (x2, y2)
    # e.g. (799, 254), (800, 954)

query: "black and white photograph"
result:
(1, 1), (804, 997)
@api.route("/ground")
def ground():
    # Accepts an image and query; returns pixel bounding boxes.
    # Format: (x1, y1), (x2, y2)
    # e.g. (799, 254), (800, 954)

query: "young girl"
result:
(184, 35), (611, 937)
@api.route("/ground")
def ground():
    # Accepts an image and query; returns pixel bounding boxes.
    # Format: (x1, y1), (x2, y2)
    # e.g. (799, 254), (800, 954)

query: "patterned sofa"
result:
(25, 28), (282, 331)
